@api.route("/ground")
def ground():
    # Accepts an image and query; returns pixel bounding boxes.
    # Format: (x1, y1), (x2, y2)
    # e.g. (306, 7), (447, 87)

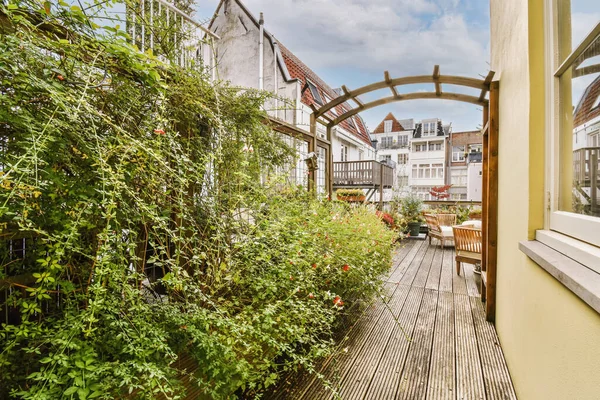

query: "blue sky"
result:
(195, 0), (492, 132)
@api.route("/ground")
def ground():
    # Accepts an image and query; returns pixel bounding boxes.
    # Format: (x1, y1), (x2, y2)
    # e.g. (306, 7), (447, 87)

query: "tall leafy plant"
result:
(0, 2), (395, 399)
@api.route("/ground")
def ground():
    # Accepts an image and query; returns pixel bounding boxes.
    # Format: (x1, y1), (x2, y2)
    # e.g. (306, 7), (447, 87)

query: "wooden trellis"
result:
(309, 65), (499, 321)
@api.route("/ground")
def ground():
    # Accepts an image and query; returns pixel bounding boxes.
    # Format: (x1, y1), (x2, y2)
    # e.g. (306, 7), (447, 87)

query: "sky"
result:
(194, 0), (492, 133)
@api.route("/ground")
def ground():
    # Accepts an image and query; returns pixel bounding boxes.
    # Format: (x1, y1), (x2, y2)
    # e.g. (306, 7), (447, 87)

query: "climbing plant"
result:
(0, 1), (395, 399)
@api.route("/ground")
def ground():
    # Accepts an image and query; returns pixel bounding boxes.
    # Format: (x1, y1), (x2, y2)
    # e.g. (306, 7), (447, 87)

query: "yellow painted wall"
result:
(490, 0), (600, 399)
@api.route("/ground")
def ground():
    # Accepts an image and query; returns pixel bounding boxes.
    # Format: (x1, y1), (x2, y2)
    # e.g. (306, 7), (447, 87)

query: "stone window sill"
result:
(519, 239), (600, 314)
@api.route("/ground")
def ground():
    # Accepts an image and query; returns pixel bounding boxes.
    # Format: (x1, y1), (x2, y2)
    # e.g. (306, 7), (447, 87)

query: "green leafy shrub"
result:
(0, 2), (394, 399)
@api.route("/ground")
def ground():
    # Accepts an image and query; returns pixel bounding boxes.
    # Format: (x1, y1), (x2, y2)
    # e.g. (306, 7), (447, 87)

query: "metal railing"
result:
(333, 160), (394, 188)
(126, 0), (217, 69)
(377, 142), (409, 150)
(573, 147), (600, 215)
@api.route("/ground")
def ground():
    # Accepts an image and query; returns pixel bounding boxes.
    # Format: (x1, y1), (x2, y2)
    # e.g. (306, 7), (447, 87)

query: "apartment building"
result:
(447, 130), (483, 201)
(206, 0), (375, 193)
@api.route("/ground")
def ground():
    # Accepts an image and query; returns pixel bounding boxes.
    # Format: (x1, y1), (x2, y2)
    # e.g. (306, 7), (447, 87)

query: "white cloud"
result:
(198, 0), (491, 131)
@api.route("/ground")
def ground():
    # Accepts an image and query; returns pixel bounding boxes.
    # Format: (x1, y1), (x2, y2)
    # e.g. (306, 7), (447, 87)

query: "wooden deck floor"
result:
(265, 239), (517, 400)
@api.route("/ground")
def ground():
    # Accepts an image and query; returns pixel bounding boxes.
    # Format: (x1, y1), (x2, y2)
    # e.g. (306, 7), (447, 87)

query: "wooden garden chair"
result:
(424, 214), (456, 248)
(452, 225), (482, 275)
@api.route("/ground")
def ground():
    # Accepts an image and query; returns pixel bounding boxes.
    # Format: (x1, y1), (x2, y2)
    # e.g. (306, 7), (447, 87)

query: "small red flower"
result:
(154, 129), (166, 135)
(312, 263), (317, 269)
(333, 296), (343, 306)
(56, 74), (64, 81)
(289, 276), (294, 281)
(308, 293), (314, 299)
(180, 325), (187, 330)
(342, 264), (350, 272)
(290, 260), (294, 265)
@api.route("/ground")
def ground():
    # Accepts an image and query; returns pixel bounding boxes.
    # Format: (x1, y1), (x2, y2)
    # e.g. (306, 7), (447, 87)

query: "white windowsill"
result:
(519, 234), (600, 314)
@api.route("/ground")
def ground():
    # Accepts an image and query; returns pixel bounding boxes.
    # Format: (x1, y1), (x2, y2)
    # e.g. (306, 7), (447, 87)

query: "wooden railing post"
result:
(379, 162), (384, 209)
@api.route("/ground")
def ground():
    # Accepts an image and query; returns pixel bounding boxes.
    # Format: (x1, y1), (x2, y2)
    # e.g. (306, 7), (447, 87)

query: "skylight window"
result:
(592, 95), (600, 110)
(306, 80), (323, 105)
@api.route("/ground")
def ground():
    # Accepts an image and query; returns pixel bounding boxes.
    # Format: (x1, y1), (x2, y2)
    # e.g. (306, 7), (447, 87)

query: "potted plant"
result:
(336, 189), (366, 202)
(400, 195), (423, 236)
(468, 208), (483, 220)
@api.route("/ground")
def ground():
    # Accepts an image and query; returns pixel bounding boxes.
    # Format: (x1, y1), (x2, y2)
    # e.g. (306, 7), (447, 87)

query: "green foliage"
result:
(399, 195), (423, 223)
(0, 2), (395, 399)
(335, 189), (365, 198)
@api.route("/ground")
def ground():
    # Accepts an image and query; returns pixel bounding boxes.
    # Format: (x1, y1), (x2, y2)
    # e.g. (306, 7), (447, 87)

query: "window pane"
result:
(557, 4), (600, 217)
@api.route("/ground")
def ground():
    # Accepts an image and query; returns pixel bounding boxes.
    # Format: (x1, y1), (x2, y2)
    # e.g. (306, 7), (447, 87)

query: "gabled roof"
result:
(206, 0), (372, 146)
(278, 44), (372, 145)
(574, 75), (600, 127)
(371, 112), (405, 134)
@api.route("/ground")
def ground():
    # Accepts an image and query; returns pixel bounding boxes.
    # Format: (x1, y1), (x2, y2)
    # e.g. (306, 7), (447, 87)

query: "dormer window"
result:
(592, 95), (600, 110)
(384, 120), (392, 133)
(306, 80), (323, 105)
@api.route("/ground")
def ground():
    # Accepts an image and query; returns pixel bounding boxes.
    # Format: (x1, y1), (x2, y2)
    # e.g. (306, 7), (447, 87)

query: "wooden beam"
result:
(314, 70), (490, 118)
(481, 103), (489, 305)
(486, 80), (499, 322)
(478, 70), (495, 103)
(327, 126), (333, 200)
(481, 122), (489, 136)
(384, 70), (400, 97)
(352, 96), (365, 109)
(329, 92), (488, 127)
(433, 65), (442, 96)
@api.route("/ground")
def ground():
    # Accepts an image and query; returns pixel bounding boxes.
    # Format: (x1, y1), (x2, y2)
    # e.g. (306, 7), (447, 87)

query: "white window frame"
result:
(542, 0), (600, 273)
(592, 95), (600, 110)
(384, 120), (393, 133)
(453, 145), (466, 162)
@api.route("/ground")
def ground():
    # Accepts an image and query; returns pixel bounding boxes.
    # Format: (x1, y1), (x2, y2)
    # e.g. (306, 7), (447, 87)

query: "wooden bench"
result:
(424, 214), (457, 248)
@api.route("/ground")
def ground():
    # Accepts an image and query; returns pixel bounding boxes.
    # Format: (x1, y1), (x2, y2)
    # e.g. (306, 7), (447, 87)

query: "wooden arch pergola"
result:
(308, 65), (499, 321)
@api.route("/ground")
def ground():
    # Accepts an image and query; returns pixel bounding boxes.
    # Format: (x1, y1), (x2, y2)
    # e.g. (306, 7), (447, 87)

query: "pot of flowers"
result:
(336, 189), (366, 202)
(469, 208), (482, 220)
(400, 195), (423, 237)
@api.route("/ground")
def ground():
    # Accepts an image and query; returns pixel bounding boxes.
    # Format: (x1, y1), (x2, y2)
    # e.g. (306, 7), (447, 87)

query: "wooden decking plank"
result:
(264, 237), (517, 400)
(396, 289), (439, 400)
(335, 285), (413, 400)
(389, 240), (416, 275)
(470, 297), (517, 400)
(438, 247), (454, 293)
(363, 286), (425, 400)
(454, 293), (486, 400)
(426, 291), (456, 400)
(453, 248), (469, 295)
(398, 241), (430, 285)
(300, 282), (408, 400)
(425, 243), (444, 291)
(265, 296), (386, 400)
(388, 240), (425, 283)
(412, 244), (437, 288)
(463, 261), (482, 298)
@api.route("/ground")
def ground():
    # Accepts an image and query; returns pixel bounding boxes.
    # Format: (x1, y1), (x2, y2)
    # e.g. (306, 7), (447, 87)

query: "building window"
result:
(423, 121), (437, 137)
(544, 0), (600, 253)
(381, 136), (393, 148)
(468, 144), (482, 153)
(436, 143), (443, 151)
(414, 144), (426, 152)
(453, 145), (466, 162)
(340, 144), (348, 162)
(398, 154), (408, 164)
(384, 120), (393, 133)
(306, 80), (323, 105)
(398, 135), (408, 147)
(412, 163), (443, 179)
(592, 95), (600, 110)
(398, 176), (409, 187)
(451, 168), (468, 186)
(358, 149), (364, 160)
